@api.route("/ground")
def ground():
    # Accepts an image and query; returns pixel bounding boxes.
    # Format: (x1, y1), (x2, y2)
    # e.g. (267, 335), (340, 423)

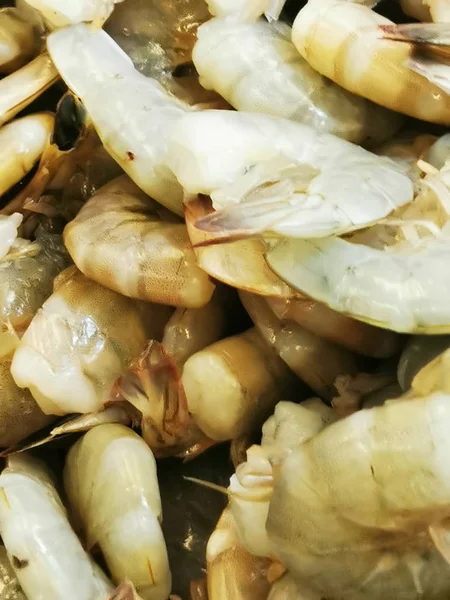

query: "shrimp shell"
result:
(64, 175), (215, 308)
(64, 424), (171, 600)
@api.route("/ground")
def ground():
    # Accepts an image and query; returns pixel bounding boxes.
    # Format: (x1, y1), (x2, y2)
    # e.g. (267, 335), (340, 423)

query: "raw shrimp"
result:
(64, 175), (215, 308)
(266, 150), (450, 333)
(10, 266), (173, 416)
(114, 327), (300, 457)
(0, 112), (54, 197)
(184, 196), (294, 299)
(268, 573), (313, 599)
(204, 0), (286, 22)
(47, 23), (192, 215)
(265, 295), (400, 358)
(239, 291), (357, 400)
(0, 453), (113, 600)
(424, 133), (450, 170)
(0, 53), (58, 127)
(193, 18), (401, 145)
(397, 335), (450, 390)
(0, 226), (69, 357)
(205, 506), (272, 600)
(22, 0), (123, 28)
(0, 214), (22, 261)
(0, 545), (26, 600)
(0, 356), (53, 449)
(400, 0), (450, 21)
(166, 110), (413, 239)
(0, 8), (38, 73)
(64, 424), (171, 600)
(291, 0), (450, 123)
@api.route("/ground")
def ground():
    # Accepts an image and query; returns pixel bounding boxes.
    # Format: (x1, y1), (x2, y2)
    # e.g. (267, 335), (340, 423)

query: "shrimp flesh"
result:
(22, 0), (123, 28)
(184, 196), (294, 299)
(292, 0), (450, 123)
(193, 18), (401, 145)
(166, 110), (413, 240)
(400, 0), (450, 21)
(398, 335), (450, 391)
(64, 424), (171, 600)
(47, 23), (192, 215)
(0, 112), (54, 197)
(0, 8), (38, 73)
(0, 53), (58, 127)
(64, 175), (214, 308)
(0, 453), (113, 600)
(239, 291), (357, 400)
(268, 573), (311, 600)
(10, 266), (173, 416)
(0, 214), (22, 261)
(265, 295), (400, 358)
(204, 0), (287, 22)
(205, 506), (272, 600)
(0, 226), (69, 357)
(0, 356), (54, 449)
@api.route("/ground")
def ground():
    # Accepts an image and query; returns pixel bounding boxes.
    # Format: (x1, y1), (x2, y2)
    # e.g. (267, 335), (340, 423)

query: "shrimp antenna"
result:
(183, 476), (229, 496)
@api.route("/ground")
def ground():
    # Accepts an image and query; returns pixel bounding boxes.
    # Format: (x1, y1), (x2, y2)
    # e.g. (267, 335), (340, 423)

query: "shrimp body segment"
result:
(47, 24), (192, 216)
(0, 8), (37, 73)
(23, 0), (122, 28)
(64, 424), (171, 600)
(166, 110), (413, 239)
(64, 176), (214, 308)
(0, 454), (113, 600)
(292, 0), (450, 124)
(193, 19), (400, 145)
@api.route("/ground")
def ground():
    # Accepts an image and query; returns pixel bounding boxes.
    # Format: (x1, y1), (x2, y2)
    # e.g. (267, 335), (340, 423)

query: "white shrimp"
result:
(400, 0), (450, 22)
(63, 176), (215, 308)
(11, 267), (173, 416)
(193, 18), (401, 146)
(266, 153), (450, 333)
(204, 0), (286, 22)
(0, 453), (113, 600)
(0, 8), (38, 73)
(0, 53), (58, 127)
(47, 23), (192, 216)
(0, 112), (54, 197)
(0, 214), (22, 261)
(64, 424), (171, 600)
(292, 0), (450, 123)
(22, 0), (123, 28)
(166, 110), (413, 239)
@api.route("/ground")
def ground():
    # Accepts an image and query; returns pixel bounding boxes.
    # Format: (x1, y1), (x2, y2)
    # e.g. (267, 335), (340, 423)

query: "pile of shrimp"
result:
(2, 0), (450, 598)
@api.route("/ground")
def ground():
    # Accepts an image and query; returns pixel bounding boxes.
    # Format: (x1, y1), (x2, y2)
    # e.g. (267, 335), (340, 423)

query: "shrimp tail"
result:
(379, 23), (450, 50)
(111, 340), (193, 455)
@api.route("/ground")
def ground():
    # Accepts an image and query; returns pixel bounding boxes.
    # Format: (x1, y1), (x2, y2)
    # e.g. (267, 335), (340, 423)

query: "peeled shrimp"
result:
(64, 424), (171, 600)
(11, 266), (173, 416)
(0, 453), (113, 600)
(0, 356), (53, 448)
(184, 196), (293, 299)
(206, 506), (272, 600)
(0, 214), (22, 261)
(239, 291), (356, 400)
(23, 0), (122, 28)
(193, 18), (400, 145)
(397, 335), (450, 391)
(205, 0), (286, 22)
(292, 0), (450, 124)
(265, 295), (400, 358)
(64, 175), (214, 308)
(424, 133), (450, 171)
(0, 8), (37, 73)
(47, 23), (192, 216)
(0, 112), (54, 197)
(166, 110), (413, 240)
(400, 0), (450, 22)
(0, 53), (58, 127)
(0, 226), (69, 357)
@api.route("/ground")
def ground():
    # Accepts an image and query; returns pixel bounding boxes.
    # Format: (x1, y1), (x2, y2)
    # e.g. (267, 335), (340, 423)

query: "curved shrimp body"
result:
(0, 8), (37, 73)
(0, 453), (113, 600)
(47, 23), (192, 216)
(64, 424), (171, 600)
(0, 357), (54, 448)
(206, 506), (272, 600)
(193, 19), (400, 146)
(0, 53), (58, 127)
(10, 267), (173, 416)
(166, 110), (413, 240)
(0, 113), (54, 197)
(0, 227), (70, 357)
(267, 391), (450, 600)
(292, 0), (450, 124)
(400, 0), (432, 20)
(265, 295), (400, 358)
(22, 0), (122, 28)
(205, 0), (286, 22)
(64, 176), (214, 308)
